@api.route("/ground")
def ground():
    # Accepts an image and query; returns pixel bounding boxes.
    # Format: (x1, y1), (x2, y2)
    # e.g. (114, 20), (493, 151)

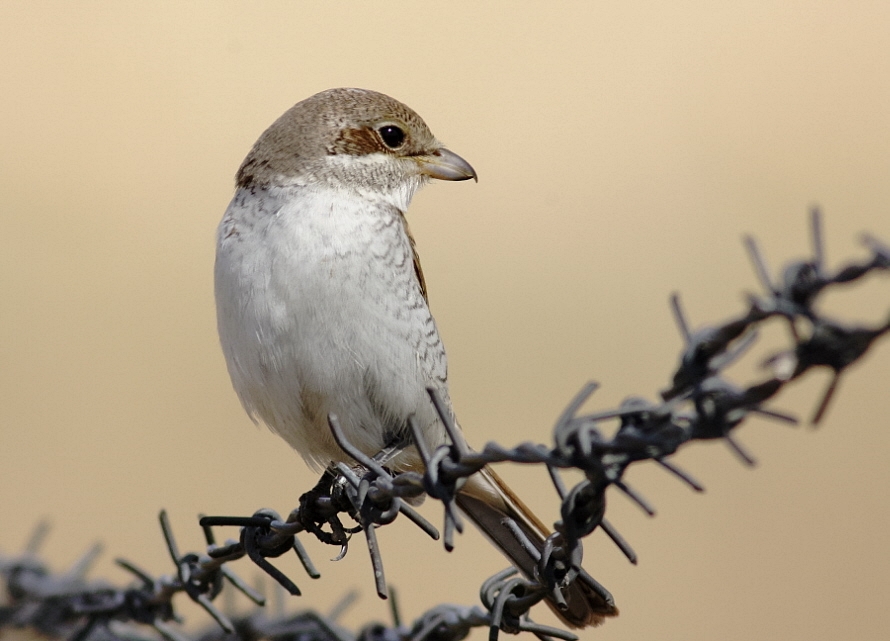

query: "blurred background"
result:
(1, 2), (889, 639)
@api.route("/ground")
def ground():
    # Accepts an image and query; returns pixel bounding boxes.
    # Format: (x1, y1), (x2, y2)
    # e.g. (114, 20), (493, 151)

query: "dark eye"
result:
(377, 125), (406, 149)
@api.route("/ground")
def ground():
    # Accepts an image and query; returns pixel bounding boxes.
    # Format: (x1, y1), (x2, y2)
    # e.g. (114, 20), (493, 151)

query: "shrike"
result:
(215, 88), (616, 627)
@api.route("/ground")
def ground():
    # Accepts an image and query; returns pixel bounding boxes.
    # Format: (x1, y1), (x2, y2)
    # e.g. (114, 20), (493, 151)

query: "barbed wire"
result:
(2, 209), (888, 641)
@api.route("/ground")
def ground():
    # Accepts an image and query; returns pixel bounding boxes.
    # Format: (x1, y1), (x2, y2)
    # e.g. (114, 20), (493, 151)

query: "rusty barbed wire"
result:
(2, 210), (888, 641)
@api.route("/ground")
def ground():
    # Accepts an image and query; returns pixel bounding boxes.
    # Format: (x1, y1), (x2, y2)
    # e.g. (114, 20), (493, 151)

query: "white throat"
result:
(271, 154), (428, 213)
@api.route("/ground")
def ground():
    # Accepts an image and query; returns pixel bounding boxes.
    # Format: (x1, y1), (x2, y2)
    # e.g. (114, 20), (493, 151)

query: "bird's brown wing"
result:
(398, 210), (427, 303)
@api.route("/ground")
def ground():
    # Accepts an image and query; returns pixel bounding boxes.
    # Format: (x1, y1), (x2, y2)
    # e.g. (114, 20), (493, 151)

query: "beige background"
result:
(2, 2), (889, 639)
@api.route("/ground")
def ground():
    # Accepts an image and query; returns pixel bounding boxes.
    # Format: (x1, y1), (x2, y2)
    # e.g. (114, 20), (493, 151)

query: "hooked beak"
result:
(414, 147), (478, 182)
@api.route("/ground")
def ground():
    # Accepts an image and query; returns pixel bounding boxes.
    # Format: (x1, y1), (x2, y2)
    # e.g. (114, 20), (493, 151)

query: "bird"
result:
(214, 87), (617, 628)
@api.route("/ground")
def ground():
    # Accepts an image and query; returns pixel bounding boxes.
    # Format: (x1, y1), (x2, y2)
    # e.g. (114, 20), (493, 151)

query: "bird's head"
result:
(236, 88), (476, 207)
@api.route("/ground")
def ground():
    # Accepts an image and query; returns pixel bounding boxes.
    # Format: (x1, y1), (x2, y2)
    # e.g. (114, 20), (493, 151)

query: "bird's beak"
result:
(414, 147), (478, 182)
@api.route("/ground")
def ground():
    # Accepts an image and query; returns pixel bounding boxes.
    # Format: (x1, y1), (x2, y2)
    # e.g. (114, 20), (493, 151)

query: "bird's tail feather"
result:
(455, 466), (618, 628)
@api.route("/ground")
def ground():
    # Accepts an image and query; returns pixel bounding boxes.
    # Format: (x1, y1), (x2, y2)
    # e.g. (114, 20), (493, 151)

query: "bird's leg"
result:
(372, 432), (414, 467)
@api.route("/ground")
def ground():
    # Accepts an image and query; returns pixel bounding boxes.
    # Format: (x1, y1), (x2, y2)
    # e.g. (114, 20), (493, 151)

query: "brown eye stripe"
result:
(332, 126), (389, 155)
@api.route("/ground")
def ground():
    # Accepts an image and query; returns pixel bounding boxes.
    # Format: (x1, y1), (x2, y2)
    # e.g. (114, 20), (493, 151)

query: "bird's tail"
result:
(455, 466), (618, 628)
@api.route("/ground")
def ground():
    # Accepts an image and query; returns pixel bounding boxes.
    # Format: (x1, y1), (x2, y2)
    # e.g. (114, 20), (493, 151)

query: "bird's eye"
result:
(377, 125), (406, 149)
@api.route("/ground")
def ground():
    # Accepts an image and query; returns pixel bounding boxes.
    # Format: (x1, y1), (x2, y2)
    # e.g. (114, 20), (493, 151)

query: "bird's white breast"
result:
(214, 182), (449, 470)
